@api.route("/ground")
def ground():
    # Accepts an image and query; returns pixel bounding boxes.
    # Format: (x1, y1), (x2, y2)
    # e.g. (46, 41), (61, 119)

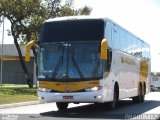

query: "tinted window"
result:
(138, 40), (142, 57)
(142, 43), (150, 59)
(112, 25), (120, 50)
(146, 44), (150, 59)
(105, 21), (112, 48)
(126, 34), (132, 54)
(132, 36), (137, 55)
(119, 29), (126, 52)
(40, 19), (104, 42)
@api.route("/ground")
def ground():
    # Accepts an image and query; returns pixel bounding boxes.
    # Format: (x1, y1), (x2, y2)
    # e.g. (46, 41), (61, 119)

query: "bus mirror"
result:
(25, 40), (38, 62)
(100, 39), (108, 60)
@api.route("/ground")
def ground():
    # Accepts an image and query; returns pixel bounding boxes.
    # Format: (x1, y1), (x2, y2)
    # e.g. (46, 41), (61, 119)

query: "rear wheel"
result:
(132, 84), (144, 103)
(56, 102), (69, 111)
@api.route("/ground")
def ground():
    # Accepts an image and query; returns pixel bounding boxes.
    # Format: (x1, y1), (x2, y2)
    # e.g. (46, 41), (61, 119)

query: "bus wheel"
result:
(109, 87), (118, 109)
(56, 102), (69, 111)
(132, 84), (144, 103)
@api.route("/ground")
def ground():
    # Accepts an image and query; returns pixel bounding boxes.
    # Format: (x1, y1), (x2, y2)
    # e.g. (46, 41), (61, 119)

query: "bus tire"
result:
(142, 83), (146, 102)
(132, 84), (144, 103)
(56, 102), (69, 111)
(109, 84), (119, 109)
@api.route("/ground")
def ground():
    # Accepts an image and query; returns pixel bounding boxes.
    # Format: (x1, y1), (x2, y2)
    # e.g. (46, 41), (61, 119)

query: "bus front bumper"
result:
(38, 91), (104, 103)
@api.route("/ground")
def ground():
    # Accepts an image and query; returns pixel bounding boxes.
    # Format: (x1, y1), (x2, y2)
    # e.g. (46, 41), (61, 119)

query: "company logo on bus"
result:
(121, 57), (135, 65)
(65, 86), (70, 92)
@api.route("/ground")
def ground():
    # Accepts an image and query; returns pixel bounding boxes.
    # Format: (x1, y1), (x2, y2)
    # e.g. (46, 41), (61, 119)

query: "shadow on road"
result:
(40, 100), (160, 119)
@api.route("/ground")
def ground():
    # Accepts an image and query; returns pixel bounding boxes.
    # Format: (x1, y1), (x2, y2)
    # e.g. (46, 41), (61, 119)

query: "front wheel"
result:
(56, 102), (69, 111)
(108, 88), (118, 109)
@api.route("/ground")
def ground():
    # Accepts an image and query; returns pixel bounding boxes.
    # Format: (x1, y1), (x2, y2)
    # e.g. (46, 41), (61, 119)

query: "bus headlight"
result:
(38, 88), (52, 92)
(85, 86), (103, 92)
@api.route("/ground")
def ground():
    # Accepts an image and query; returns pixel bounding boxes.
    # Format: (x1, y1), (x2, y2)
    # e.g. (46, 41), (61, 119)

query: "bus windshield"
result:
(39, 19), (104, 42)
(38, 41), (103, 80)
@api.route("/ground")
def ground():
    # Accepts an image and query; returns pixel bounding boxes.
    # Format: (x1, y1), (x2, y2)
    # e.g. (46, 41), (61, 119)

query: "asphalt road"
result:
(0, 92), (160, 120)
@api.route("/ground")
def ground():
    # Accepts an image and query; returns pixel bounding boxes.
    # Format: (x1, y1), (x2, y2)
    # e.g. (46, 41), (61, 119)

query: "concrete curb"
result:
(0, 101), (39, 109)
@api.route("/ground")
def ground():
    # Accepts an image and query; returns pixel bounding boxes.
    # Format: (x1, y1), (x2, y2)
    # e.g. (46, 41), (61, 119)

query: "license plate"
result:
(63, 96), (73, 100)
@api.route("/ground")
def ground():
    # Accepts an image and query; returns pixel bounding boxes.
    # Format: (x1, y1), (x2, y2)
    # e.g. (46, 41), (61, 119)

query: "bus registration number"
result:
(63, 96), (74, 100)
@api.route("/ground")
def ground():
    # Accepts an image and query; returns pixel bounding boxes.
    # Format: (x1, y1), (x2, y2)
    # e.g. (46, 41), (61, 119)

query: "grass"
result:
(0, 87), (37, 104)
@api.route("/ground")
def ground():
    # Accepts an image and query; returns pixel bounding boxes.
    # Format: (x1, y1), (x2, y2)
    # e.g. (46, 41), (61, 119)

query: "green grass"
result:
(0, 87), (37, 104)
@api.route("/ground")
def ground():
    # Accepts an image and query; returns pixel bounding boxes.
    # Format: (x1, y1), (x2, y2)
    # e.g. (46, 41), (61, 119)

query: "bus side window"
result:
(112, 24), (120, 50)
(146, 44), (150, 60)
(132, 36), (137, 56)
(138, 40), (142, 57)
(142, 42), (150, 60)
(105, 21), (112, 48)
(126, 33), (132, 54)
(119, 28), (126, 52)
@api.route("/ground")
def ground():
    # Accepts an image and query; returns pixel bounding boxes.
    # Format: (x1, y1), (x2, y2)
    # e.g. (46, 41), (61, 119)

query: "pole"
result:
(0, 16), (4, 88)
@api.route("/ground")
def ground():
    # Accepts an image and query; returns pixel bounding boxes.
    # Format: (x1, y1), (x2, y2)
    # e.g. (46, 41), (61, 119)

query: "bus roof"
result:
(45, 16), (106, 23)
(43, 16), (149, 46)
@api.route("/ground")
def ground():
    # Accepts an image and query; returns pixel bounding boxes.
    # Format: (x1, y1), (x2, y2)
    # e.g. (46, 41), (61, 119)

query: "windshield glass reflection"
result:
(38, 41), (102, 80)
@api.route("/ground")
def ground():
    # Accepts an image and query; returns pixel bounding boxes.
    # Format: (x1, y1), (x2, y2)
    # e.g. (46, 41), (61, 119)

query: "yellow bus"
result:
(25, 16), (151, 110)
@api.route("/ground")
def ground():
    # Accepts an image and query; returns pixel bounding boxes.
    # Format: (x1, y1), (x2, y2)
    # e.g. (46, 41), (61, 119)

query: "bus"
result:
(25, 16), (151, 110)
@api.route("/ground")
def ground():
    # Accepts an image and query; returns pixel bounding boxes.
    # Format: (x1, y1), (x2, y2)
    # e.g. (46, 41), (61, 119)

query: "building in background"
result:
(0, 44), (36, 85)
(151, 76), (160, 92)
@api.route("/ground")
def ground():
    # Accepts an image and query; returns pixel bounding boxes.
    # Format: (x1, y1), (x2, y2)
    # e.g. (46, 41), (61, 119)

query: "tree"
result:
(0, 0), (91, 88)
(0, 0), (44, 88)
(156, 72), (160, 77)
(151, 72), (156, 76)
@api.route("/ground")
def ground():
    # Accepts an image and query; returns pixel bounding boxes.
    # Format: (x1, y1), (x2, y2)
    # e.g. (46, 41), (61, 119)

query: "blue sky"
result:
(0, 0), (160, 72)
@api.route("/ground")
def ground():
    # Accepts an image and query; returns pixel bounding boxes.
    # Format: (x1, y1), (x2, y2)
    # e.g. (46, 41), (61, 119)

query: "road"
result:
(0, 92), (160, 120)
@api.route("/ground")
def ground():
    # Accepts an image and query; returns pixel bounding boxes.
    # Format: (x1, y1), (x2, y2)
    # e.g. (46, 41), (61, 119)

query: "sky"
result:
(0, 0), (160, 72)
(74, 0), (160, 72)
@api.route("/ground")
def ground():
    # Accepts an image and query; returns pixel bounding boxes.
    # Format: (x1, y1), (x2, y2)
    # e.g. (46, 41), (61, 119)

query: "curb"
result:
(0, 101), (39, 109)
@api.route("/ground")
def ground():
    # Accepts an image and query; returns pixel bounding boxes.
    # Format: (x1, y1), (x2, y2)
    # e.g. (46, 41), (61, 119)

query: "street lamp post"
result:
(0, 16), (4, 88)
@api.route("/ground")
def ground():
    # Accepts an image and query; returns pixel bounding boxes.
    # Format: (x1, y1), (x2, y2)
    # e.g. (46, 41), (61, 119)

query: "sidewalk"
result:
(0, 85), (37, 88)
(0, 101), (39, 109)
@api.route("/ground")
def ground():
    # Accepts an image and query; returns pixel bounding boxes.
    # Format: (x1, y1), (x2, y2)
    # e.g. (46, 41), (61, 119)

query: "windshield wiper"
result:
(52, 47), (64, 78)
(72, 49), (84, 78)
